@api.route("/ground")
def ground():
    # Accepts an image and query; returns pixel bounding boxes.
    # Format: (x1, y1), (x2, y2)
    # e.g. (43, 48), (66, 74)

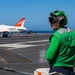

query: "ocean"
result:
(26, 30), (54, 34)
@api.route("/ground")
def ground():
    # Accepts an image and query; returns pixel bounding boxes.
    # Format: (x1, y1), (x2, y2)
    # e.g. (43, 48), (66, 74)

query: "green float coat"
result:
(46, 28), (75, 68)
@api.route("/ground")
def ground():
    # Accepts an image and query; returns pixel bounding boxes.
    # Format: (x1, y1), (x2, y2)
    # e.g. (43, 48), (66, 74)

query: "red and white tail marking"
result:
(15, 18), (25, 27)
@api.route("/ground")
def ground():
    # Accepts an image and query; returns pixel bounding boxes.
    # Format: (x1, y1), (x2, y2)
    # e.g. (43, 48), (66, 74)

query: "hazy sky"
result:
(0, 0), (75, 31)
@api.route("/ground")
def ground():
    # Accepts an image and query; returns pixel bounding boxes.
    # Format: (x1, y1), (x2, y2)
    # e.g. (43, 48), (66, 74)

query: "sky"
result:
(0, 0), (75, 31)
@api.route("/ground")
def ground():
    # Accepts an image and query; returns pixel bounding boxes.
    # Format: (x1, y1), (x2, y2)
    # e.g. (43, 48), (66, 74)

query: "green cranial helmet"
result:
(50, 10), (68, 25)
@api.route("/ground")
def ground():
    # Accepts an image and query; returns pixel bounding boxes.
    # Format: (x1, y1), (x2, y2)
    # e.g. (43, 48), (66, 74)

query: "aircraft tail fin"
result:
(15, 18), (25, 27)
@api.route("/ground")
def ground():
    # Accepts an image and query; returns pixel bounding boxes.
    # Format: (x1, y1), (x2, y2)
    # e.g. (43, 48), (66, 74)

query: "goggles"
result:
(48, 17), (59, 24)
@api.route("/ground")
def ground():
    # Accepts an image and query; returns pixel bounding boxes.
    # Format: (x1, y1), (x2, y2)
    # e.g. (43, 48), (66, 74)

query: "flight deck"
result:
(0, 33), (50, 75)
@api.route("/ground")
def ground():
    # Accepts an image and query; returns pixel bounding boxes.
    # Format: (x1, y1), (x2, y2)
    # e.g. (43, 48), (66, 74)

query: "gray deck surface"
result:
(0, 34), (50, 75)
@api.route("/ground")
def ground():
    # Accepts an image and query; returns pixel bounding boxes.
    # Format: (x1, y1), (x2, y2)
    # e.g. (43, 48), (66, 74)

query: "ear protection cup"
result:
(59, 18), (65, 25)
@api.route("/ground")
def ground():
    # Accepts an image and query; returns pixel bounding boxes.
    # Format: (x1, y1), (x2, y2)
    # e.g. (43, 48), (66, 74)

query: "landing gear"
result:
(3, 34), (8, 37)
(2, 32), (8, 37)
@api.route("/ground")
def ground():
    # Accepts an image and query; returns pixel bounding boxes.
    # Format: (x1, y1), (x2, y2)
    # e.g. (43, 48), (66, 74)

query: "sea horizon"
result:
(25, 30), (54, 34)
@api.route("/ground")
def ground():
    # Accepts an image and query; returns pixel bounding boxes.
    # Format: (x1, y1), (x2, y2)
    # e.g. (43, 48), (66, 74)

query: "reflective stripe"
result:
(57, 28), (73, 34)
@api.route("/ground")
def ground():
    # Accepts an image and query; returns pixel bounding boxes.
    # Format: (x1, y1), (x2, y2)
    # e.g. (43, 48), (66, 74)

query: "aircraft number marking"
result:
(9, 28), (16, 30)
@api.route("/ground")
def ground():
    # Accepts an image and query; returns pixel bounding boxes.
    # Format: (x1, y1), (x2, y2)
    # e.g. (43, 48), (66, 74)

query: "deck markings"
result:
(0, 40), (48, 50)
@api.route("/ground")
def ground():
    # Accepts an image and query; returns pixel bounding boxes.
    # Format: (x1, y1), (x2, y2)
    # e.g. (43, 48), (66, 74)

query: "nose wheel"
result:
(2, 32), (8, 37)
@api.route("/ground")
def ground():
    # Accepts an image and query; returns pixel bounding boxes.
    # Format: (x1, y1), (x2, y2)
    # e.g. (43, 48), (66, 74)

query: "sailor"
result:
(46, 10), (75, 75)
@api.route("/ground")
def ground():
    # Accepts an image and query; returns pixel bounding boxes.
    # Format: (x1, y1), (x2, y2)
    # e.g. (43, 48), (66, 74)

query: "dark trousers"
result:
(49, 67), (75, 75)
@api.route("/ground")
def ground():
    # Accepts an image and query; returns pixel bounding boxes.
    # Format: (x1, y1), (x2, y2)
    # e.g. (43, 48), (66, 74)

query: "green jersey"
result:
(46, 27), (75, 68)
